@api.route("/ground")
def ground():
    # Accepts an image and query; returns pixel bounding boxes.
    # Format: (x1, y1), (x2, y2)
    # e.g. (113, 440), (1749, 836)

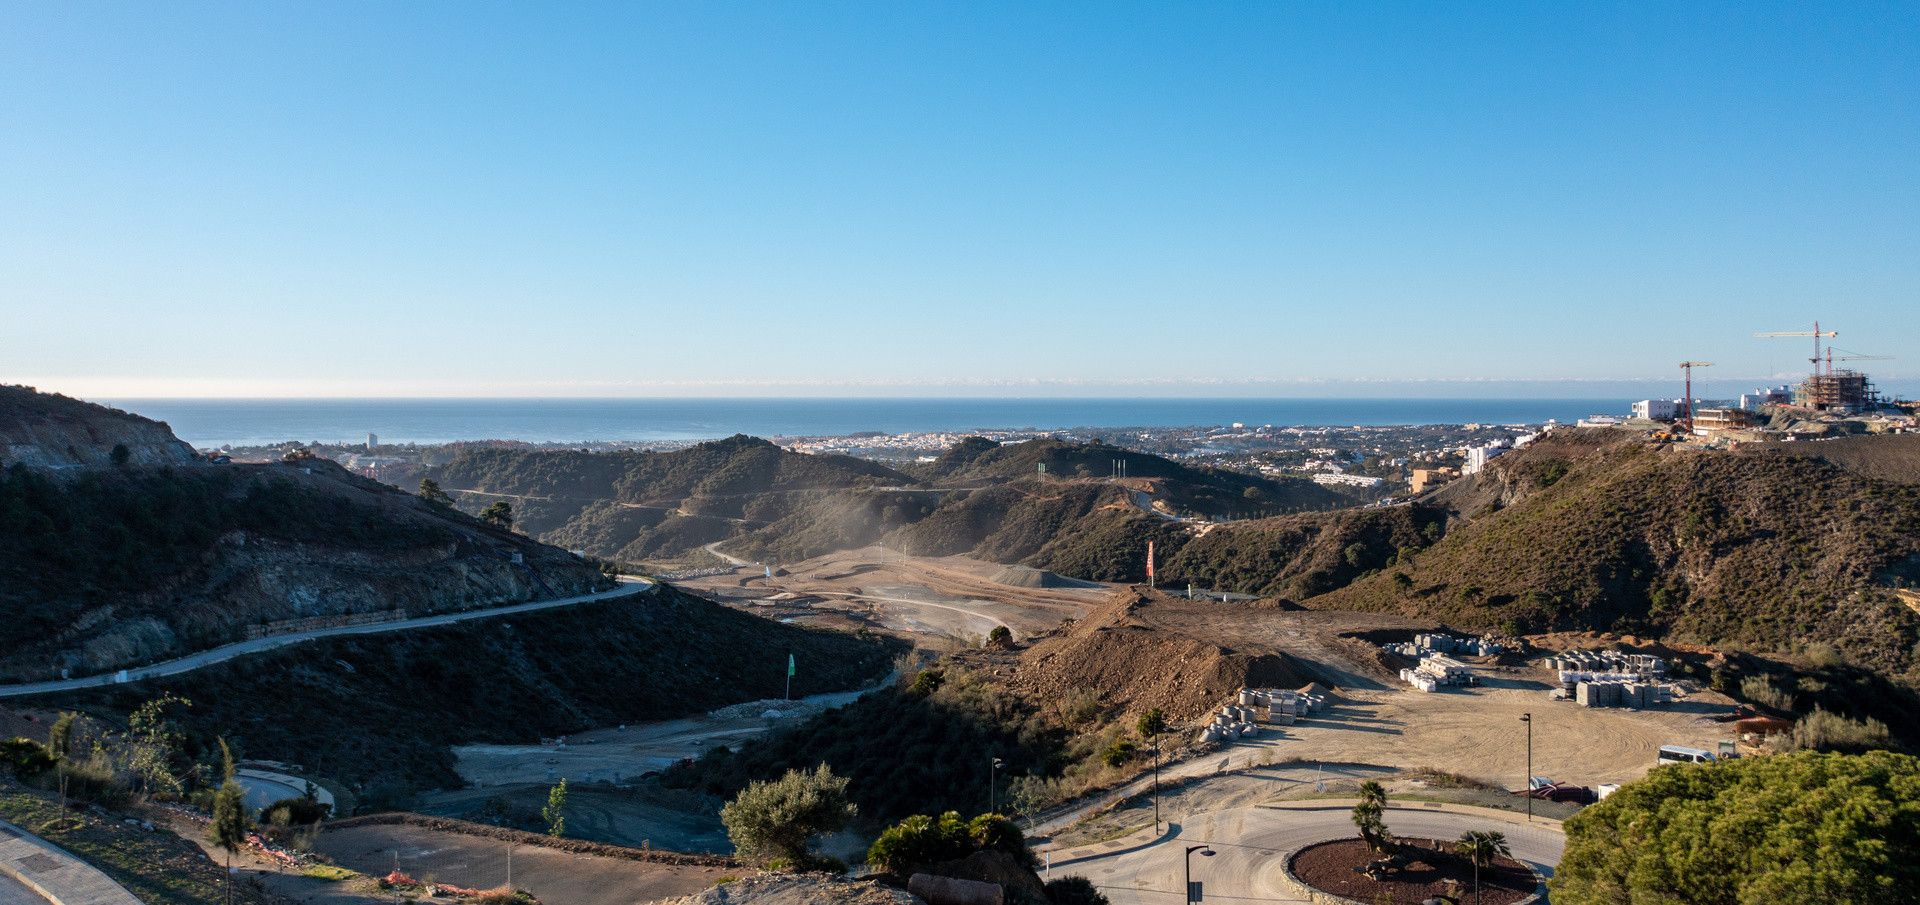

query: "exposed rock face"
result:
(0, 387), (614, 681)
(0, 385), (198, 468)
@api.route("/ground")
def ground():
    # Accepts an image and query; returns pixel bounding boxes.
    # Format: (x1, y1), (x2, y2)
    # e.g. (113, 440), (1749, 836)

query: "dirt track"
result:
(679, 546), (1108, 642)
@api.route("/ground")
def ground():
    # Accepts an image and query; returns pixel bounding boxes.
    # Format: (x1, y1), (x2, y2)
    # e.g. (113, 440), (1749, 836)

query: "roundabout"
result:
(1054, 801), (1562, 904)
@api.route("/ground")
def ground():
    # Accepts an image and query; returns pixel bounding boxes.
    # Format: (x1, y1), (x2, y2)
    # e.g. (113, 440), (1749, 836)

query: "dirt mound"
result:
(649, 874), (923, 905)
(1001, 592), (1316, 723)
(990, 565), (1098, 589)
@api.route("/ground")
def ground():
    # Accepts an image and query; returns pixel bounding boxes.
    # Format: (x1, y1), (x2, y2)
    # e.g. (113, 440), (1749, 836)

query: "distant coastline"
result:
(105, 397), (1625, 448)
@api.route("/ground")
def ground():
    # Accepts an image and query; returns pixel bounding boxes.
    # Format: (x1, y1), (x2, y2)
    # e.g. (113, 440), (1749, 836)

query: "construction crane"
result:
(1678, 361), (1713, 432)
(1755, 321), (1839, 376)
(1827, 348), (1893, 369)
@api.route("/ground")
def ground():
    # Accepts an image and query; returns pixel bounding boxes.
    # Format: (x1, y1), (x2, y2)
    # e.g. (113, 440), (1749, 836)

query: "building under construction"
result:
(1755, 322), (1886, 415)
(1794, 368), (1879, 414)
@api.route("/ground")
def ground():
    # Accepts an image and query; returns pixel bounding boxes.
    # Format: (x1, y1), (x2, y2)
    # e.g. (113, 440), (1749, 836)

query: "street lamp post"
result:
(989, 757), (1004, 814)
(1184, 844), (1215, 904)
(1150, 746), (1162, 833)
(1520, 712), (1534, 823)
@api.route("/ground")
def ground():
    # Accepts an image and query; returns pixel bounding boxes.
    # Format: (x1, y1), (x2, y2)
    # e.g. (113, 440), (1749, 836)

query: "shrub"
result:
(261, 796), (330, 826)
(1099, 739), (1137, 768)
(1135, 708), (1166, 738)
(866, 810), (1031, 877)
(0, 738), (54, 777)
(908, 669), (946, 697)
(1740, 675), (1795, 712)
(1777, 708), (1893, 753)
(720, 764), (855, 866)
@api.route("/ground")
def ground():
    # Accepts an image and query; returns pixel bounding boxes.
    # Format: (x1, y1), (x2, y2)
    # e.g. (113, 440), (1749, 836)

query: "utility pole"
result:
(1520, 712), (1534, 823)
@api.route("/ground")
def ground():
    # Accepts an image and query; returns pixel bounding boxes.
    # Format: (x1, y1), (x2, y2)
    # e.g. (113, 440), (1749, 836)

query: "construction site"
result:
(1629, 321), (1908, 442)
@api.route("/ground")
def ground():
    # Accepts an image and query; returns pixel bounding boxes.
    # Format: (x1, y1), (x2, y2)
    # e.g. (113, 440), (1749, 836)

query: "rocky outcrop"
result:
(0, 385), (198, 468)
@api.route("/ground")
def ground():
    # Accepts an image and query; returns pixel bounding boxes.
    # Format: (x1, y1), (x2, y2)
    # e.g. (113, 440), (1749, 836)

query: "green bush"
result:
(0, 738), (54, 777)
(1550, 751), (1920, 904)
(865, 810), (1031, 877)
(261, 795), (330, 826)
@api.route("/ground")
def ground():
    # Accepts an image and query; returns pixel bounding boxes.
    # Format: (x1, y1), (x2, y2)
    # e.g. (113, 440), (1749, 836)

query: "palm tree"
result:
(1456, 830), (1511, 904)
(1352, 780), (1393, 852)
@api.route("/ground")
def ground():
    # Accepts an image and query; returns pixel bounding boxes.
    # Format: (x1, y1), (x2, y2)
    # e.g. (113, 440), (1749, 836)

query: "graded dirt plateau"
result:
(678, 547), (1108, 643)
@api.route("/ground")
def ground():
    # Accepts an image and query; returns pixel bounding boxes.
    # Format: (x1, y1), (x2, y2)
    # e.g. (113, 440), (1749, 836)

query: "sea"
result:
(104, 398), (1626, 448)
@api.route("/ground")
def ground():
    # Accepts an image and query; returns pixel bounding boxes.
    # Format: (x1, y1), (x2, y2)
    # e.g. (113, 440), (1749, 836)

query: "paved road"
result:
(0, 819), (142, 905)
(0, 578), (654, 699)
(1057, 803), (1563, 904)
(0, 874), (44, 905)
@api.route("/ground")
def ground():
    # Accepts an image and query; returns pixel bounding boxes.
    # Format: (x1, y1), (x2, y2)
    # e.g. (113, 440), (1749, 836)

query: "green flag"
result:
(787, 653), (796, 678)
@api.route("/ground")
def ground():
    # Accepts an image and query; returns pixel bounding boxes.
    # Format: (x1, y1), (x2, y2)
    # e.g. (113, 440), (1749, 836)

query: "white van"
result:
(1657, 744), (1716, 765)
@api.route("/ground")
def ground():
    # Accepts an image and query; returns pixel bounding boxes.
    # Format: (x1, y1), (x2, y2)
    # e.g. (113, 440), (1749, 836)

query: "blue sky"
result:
(3, 2), (1916, 398)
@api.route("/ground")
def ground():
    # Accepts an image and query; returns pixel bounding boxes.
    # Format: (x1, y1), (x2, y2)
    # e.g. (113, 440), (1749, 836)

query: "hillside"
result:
(1310, 429), (1920, 676)
(1158, 504), (1450, 600)
(0, 390), (611, 681)
(0, 385), (197, 468)
(668, 590), (1377, 824)
(915, 436), (1344, 514)
(434, 435), (1343, 580)
(58, 584), (903, 805)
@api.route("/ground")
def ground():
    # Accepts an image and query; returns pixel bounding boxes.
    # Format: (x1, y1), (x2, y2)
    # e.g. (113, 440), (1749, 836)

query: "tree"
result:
(418, 478), (454, 507)
(210, 776), (250, 905)
(987, 625), (1013, 647)
(127, 693), (191, 798)
(1352, 780), (1392, 852)
(48, 712), (76, 811)
(1550, 751), (1920, 904)
(1136, 708), (1166, 739)
(1456, 830), (1510, 902)
(542, 778), (567, 837)
(720, 764), (854, 867)
(481, 501), (514, 529)
(110, 443), (131, 466)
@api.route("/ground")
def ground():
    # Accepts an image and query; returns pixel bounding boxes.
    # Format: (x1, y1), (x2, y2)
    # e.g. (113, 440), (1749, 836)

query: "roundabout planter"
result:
(1277, 837), (1546, 905)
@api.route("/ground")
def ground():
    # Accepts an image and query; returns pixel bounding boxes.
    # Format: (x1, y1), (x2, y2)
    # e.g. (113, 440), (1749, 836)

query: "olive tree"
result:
(720, 764), (854, 867)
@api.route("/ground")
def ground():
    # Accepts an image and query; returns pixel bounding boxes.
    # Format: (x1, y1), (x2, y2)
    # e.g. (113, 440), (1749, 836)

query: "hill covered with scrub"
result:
(60, 583), (904, 806)
(1308, 429), (1920, 677)
(0, 387), (612, 682)
(430, 435), (1344, 576)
